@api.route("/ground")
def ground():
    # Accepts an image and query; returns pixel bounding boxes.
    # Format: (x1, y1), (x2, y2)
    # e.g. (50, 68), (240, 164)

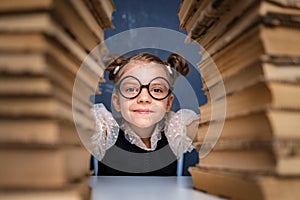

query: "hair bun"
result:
(104, 54), (128, 81)
(167, 53), (189, 76)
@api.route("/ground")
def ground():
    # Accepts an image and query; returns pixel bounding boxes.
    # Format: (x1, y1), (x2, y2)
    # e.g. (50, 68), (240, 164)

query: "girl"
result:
(91, 53), (199, 175)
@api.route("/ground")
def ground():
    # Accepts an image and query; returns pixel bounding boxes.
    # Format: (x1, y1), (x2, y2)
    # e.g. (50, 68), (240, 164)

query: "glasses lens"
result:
(118, 76), (171, 100)
(119, 76), (140, 99)
(149, 77), (170, 100)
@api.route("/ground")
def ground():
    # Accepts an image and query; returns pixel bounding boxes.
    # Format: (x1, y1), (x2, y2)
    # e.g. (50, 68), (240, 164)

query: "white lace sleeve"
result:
(90, 103), (119, 161)
(164, 109), (199, 158)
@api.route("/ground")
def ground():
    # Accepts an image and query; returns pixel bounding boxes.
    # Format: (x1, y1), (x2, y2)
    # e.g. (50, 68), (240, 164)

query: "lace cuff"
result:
(90, 103), (119, 160)
(165, 109), (199, 158)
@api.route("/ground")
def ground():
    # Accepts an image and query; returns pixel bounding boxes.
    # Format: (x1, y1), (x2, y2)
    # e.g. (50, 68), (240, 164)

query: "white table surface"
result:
(90, 176), (225, 200)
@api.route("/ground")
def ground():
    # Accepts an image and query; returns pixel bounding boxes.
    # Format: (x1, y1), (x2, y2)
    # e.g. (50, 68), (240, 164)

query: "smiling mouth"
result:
(133, 109), (152, 114)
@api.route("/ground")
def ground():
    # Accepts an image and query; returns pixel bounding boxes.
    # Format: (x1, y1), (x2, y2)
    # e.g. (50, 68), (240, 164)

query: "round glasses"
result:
(116, 76), (172, 100)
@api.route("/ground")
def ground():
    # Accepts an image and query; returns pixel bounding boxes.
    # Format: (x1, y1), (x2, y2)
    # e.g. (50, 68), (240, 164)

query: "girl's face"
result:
(112, 62), (174, 130)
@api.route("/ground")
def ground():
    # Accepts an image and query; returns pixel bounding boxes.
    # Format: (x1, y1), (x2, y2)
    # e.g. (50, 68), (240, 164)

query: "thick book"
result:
(198, 109), (300, 142)
(0, 12), (103, 75)
(183, 0), (217, 32)
(0, 0), (105, 43)
(83, 0), (115, 29)
(0, 146), (90, 189)
(200, 81), (300, 121)
(186, 0), (300, 51)
(199, 24), (300, 88)
(0, 73), (94, 115)
(178, 0), (200, 30)
(0, 33), (100, 92)
(197, 139), (300, 175)
(189, 167), (300, 200)
(0, 178), (91, 200)
(0, 119), (84, 146)
(203, 58), (300, 97)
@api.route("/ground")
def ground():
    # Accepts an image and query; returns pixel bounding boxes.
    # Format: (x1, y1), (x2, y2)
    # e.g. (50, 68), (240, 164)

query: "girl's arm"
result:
(90, 103), (119, 161)
(186, 119), (200, 142)
(165, 109), (199, 158)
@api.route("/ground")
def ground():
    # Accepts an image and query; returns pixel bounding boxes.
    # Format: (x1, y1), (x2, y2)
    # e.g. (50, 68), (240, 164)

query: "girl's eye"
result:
(152, 88), (163, 93)
(125, 87), (138, 93)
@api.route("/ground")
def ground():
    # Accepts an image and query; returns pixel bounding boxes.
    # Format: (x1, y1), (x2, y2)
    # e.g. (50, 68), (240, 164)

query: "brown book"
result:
(0, 96), (94, 130)
(190, 0), (256, 46)
(69, 0), (105, 42)
(187, 0), (253, 41)
(188, 0), (300, 52)
(0, 119), (83, 146)
(0, 0), (53, 12)
(0, 75), (79, 106)
(178, 0), (200, 30)
(0, 0), (105, 41)
(0, 38), (99, 109)
(203, 58), (300, 96)
(51, 0), (101, 52)
(197, 140), (300, 175)
(0, 33), (100, 92)
(189, 167), (300, 200)
(0, 12), (103, 75)
(269, 0), (300, 8)
(0, 97), (72, 120)
(199, 24), (300, 87)
(198, 109), (300, 142)
(200, 81), (300, 121)
(0, 76), (53, 96)
(183, 0), (213, 33)
(0, 146), (90, 189)
(83, 0), (115, 29)
(0, 177), (91, 200)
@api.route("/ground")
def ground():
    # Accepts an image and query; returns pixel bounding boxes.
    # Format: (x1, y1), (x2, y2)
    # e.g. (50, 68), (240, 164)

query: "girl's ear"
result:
(112, 93), (121, 112)
(166, 94), (174, 112)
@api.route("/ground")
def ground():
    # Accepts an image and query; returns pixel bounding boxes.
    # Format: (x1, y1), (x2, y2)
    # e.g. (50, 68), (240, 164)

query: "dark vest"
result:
(98, 130), (177, 176)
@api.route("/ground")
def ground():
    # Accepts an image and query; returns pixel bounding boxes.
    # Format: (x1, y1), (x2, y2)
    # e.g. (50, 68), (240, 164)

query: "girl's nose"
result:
(137, 88), (152, 103)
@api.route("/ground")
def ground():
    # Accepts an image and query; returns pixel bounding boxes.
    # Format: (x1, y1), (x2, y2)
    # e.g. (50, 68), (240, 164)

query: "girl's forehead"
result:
(121, 63), (169, 83)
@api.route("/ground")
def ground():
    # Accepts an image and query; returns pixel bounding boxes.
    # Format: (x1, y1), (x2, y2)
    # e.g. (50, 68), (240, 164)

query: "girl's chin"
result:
(132, 122), (155, 129)
(129, 119), (159, 129)
(124, 114), (164, 129)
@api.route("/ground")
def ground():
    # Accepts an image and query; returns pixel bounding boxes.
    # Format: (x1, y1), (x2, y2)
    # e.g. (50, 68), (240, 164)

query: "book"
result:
(188, 0), (300, 53)
(189, 167), (300, 200)
(178, 0), (200, 30)
(69, 0), (105, 41)
(0, 37), (99, 108)
(0, 0), (105, 45)
(0, 97), (72, 120)
(0, 119), (82, 146)
(0, 12), (103, 75)
(199, 24), (300, 88)
(0, 178), (91, 200)
(0, 0), (53, 12)
(200, 81), (300, 121)
(51, 0), (101, 52)
(0, 146), (90, 189)
(202, 58), (300, 95)
(198, 109), (300, 142)
(0, 33), (100, 91)
(197, 139), (300, 175)
(83, 0), (115, 29)
(183, 0), (212, 32)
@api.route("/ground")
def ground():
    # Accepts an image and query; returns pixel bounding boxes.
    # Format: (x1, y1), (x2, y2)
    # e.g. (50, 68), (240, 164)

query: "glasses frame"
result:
(116, 75), (172, 100)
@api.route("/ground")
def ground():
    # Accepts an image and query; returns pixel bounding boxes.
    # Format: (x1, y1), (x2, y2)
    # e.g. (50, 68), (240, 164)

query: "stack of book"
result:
(0, 0), (115, 199)
(179, 0), (300, 199)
